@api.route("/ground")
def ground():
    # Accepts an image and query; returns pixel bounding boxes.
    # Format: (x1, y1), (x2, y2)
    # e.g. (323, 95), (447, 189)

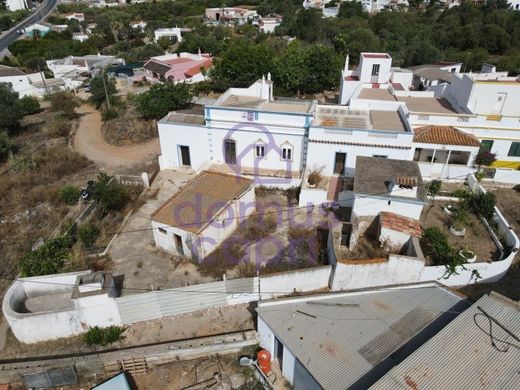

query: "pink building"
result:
(142, 52), (213, 84)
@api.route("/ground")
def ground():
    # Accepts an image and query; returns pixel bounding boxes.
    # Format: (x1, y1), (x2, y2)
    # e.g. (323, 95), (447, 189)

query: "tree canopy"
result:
(135, 82), (193, 120)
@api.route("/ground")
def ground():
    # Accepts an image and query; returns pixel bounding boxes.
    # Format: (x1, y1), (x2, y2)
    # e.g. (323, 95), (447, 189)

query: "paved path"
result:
(0, 0), (59, 53)
(73, 105), (160, 168)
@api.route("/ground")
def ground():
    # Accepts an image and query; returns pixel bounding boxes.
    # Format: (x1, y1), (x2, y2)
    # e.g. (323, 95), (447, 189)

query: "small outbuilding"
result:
(151, 171), (255, 261)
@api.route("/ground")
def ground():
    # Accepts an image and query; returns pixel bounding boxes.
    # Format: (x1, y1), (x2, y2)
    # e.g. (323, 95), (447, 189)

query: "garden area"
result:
(196, 186), (329, 279)
(420, 182), (503, 277)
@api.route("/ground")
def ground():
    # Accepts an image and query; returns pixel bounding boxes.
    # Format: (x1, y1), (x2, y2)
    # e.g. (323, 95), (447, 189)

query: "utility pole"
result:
(101, 68), (111, 109)
(37, 64), (49, 96)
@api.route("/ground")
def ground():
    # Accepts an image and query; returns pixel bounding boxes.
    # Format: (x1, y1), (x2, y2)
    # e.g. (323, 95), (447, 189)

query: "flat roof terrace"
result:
(357, 88), (396, 101)
(396, 96), (458, 114)
(314, 106), (408, 132)
(217, 95), (314, 114)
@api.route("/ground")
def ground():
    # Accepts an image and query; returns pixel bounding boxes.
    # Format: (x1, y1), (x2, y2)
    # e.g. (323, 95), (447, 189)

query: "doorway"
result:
(494, 93), (507, 114)
(275, 337), (284, 368)
(179, 146), (191, 167)
(334, 152), (346, 175)
(174, 234), (184, 256)
(224, 139), (237, 165)
(371, 63), (380, 83)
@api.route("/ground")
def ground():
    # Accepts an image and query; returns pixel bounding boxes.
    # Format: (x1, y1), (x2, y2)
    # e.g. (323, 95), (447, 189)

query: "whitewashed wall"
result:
(3, 271), (122, 343)
(352, 196), (425, 220)
(259, 266), (332, 300)
(330, 255), (424, 291)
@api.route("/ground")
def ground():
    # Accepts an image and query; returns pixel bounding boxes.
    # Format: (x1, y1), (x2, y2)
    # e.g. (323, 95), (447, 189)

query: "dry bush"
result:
(198, 239), (245, 279)
(238, 212), (277, 241)
(307, 166), (325, 186)
(101, 104), (157, 146)
(237, 261), (257, 278)
(339, 236), (389, 260)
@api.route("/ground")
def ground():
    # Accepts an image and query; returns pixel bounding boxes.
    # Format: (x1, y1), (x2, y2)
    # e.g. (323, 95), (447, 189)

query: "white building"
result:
(5, 0), (28, 11)
(509, 0), (520, 10)
(64, 13), (85, 22)
(205, 7), (258, 26)
(73, 33), (89, 42)
(257, 283), (467, 389)
(0, 65), (64, 98)
(256, 15), (282, 33)
(157, 75), (315, 188)
(153, 27), (183, 43)
(46, 54), (124, 90)
(142, 52), (212, 84)
(151, 171), (255, 260)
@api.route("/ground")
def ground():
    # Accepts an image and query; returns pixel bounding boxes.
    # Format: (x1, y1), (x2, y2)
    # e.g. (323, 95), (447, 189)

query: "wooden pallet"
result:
(104, 356), (148, 377)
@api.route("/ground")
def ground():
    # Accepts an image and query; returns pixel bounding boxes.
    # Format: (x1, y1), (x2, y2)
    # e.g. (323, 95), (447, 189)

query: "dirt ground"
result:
(101, 103), (157, 146)
(74, 104), (160, 168)
(0, 303), (254, 359)
(421, 202), (500, 264)
(491, 188), (520, 245)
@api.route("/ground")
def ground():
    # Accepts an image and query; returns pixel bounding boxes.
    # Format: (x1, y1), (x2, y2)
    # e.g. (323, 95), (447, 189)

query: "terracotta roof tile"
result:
(413, 125), (481, 147)
(152, 171), (253, 234)
(380, 211), (421, 237)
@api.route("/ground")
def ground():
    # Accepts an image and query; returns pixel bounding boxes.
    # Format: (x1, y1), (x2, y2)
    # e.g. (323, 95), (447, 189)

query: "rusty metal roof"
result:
(380, 211), (421, 237)
(151, 171), (253, 234)
(371, 292), (520, 390)
(257, 284), (467, 390)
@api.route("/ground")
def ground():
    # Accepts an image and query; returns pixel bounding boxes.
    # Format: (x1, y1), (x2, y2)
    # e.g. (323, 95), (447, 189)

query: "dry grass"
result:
(101, 104), (157, 146)
(238, 212), (278, 240)
(307, 166), (325, 186)
(337, 236), (389, 261)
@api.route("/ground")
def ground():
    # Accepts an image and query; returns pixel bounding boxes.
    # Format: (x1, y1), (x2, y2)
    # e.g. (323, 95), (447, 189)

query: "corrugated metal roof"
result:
(256, 284), (466, 390)
(370, 292), (520, 390)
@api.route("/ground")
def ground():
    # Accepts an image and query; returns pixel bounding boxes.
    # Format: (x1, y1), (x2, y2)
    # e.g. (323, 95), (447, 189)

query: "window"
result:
(508, 142), (520, 157)
(371, 64), (380, 77)
(451, 68), (456, 73)
(373, 155), (387, 158)
(282, 147), (292, 161)
(158, 227), (167, 234)
(479, 140), (494, 153)
(255, 145), (265, 158)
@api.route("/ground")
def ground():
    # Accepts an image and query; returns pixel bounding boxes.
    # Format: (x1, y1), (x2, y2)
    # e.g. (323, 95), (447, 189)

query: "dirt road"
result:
(74, 105), (160, 167)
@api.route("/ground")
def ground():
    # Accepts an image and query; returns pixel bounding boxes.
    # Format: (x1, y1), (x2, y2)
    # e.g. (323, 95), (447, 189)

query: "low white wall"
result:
(330, 256), (424, 291)
(259, 265), (332, 300)
(486, 168), (520, 185)
(3, 271), (122, 343)
(299, 188), (328, 206)
(420, 174), (519, 285)
(393, 90), (435, 98)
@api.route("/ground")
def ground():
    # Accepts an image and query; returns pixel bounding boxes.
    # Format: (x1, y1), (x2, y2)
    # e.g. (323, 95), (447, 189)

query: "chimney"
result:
(344, 54), (350, 73)
(198, 48), (202, 60)
(267, 72), (271, 81)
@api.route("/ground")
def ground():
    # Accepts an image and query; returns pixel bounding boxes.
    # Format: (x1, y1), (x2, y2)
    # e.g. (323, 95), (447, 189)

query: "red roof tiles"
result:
(413, 125), (481, 147)
(380, 211), (422, 237)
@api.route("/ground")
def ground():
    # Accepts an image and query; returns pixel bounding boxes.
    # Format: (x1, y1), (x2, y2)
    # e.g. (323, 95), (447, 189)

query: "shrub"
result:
(474, 150), (497, 167)
(19, 236), (72, 276)
(101, 107), (119, 122)
(135, 82), (193, 120)
(78, 223), (100, 248)
(90, 173), (130, 214)
(451, 207), (470, 231)
(452, 188), (470, 199)
(420, 227), (453, 266)
(84, 325), (127, 346)
(307, 167), (324, 186)
(59, 184), (80, 205)
(472, 192), (496, 220)
(427, 179), (441, 197)
(49, 114), (72, 137)
(198, 240), (245, 278)
(19, 95), (40, 116)
(0, 131), (10, 162)
(49, 91), (80, 119)
(239, 212), (277, 240)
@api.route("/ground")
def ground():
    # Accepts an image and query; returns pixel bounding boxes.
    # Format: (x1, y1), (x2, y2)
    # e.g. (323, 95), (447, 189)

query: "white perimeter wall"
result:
(352, 196), (425, 220)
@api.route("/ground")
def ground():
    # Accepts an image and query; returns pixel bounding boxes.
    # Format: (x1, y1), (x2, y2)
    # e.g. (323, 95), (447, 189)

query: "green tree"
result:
(19, 236), (72, 277)
(0, 131), (10, 162)
(78, 223), (101, 248)
(210, 40), (275, 89)
(89, 73), (117, 108)
(135, 82), (193, 120)
(19, 95), (40, 116)
(59, 184), (80, 205)
(301, 45), (342, 93)
(157, 36), (171, 50)
(338, 1), (367, 19)
(0, 83), (23, 134)
(50, 91), (80, 119)
(90, 173), (130, 214)
(273, 43), (307, 95)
